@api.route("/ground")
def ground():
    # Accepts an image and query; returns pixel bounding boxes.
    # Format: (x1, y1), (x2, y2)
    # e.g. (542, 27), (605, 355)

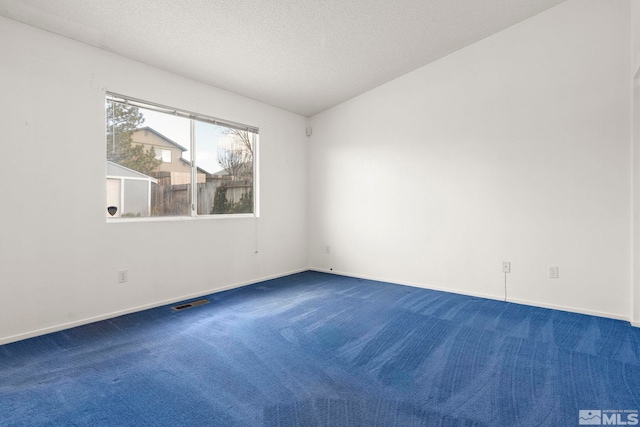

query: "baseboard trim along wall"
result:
(310, 268), (634, 326)
(4, 266), (635, 346)
(0, 268), (309, 346)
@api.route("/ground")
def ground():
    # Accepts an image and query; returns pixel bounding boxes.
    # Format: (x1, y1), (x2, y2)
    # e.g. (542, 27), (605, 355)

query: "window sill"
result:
(106, 213), (257, 223)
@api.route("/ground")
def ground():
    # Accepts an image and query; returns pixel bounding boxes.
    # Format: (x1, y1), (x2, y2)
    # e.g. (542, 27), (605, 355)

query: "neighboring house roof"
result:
(106, 161), (158, 183)
(179, 158), (210, 175)
(211, 168), (229, 176)
(211, 162), (251, 177)
(134, 126), (188, 152)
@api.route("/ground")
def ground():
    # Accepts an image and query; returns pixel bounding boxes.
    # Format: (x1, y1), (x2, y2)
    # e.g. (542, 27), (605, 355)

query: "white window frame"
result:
(106, 92), (259, 222)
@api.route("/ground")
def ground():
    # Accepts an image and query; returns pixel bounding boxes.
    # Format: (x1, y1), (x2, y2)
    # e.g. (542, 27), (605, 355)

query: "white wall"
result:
(309, 0), (634, 321)
(0, 17), (309, 344)
(2, 0), (637, 344)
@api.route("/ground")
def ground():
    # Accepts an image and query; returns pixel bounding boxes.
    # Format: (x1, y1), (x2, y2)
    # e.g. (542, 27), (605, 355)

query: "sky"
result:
(140, 108), (226, 174)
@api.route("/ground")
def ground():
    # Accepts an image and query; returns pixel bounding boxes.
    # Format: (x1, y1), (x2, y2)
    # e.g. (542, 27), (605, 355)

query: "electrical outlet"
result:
(326, 246), (331, 254)
(502, 262), (511, 273)
(118, 270), (128, 283)
(549, 266), (559, 279)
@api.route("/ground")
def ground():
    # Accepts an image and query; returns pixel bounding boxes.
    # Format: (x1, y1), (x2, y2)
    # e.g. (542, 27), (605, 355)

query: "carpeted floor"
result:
(1, 271), (639, 426)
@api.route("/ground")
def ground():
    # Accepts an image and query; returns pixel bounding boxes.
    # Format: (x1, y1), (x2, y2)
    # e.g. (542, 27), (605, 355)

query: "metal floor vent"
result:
(172, 299), (209, 311)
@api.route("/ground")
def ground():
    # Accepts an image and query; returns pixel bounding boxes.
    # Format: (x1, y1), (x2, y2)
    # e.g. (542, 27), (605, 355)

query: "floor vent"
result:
(172, 299), (209, 311)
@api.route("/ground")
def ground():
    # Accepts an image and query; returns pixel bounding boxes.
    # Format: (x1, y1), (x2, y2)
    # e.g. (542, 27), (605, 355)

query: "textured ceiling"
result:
(0, 0), (566, 116)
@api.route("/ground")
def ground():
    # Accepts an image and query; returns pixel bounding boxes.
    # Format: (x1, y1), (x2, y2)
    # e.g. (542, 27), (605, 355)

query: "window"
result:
(155, 149), (171, 163)
(105, 93), (258, 219)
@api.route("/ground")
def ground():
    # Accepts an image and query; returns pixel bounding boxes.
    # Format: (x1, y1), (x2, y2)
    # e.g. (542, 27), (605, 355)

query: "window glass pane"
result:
(105, 95), (256, 219)
(195, 121), (255, 215)
(161, 150), (171, 163)
(106, 100), (191, 217)
(154, 149), (172, 163)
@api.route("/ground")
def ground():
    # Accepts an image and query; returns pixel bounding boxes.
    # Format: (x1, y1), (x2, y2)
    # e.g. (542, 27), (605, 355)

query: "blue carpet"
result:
(1, 271), (639, 426)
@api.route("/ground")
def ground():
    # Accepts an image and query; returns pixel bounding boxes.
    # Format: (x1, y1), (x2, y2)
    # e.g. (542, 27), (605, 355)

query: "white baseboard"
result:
(4, 267), (635, 346)
(0, 267), (308, 346)
(310, 267), (632, 324)
(311, 267), (506, 301)
(506, 297), (630, 323)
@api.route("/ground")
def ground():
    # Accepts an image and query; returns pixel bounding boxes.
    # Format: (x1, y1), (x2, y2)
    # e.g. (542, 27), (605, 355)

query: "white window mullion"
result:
(190, 119), (197, 217)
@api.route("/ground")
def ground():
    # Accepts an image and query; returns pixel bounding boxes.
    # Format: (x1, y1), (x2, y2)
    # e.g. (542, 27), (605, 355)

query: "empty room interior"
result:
(2, 0), (640, 425)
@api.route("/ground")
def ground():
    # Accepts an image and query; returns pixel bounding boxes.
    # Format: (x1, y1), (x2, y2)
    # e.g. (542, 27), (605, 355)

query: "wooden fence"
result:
(150, 177), (250, 216)
(150, 177), (216, 216)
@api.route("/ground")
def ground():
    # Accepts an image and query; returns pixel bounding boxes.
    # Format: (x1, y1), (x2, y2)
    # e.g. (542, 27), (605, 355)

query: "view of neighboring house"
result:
(107, 126), (253, 217)
(131, 127), (207, 184)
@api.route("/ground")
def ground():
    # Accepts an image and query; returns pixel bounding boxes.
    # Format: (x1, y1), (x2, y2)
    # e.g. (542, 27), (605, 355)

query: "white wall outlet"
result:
(549, 266), (559, 279)
(118, 270), (128, 283)
(502, 262), (511, 273)
(326, 245), (331, 254)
